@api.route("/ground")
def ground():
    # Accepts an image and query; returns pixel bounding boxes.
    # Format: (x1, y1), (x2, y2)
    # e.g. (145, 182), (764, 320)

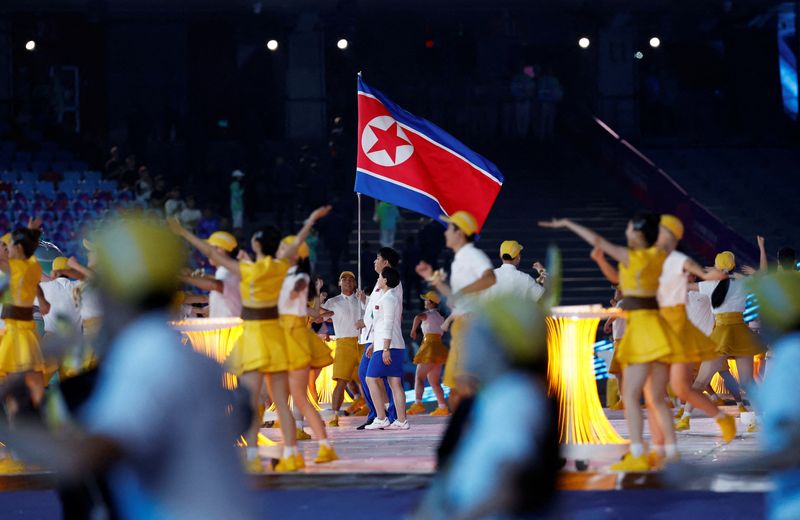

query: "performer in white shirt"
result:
(181, 231), (242, 318)
(321, 271), (363, 426)
(38, 256), (81, 335)
(355, 247), (402, 430)
(417, 210), (495, 411)
(486, 240), (544, 302)
(408, 291), (450, 416)
(364, 267), (409, 430)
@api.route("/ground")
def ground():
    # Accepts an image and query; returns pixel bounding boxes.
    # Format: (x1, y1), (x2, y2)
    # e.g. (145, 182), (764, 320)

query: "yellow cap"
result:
(92, 216), (187, 302)
(281, 235), (310, 259)
(747, 271), (800, 331)
(441, 210), (478, 236)
(207, 231), (237, 253)
(715, 251), (736, 272)
(420, 290), (440, 305)
(82, 238), (94, 251)
(500, 240), (523, 259)
(660, 215), (684, 240)
(51, 257), (69, 272)
(0, 233), (11, 246)
(339, 271), (356, 280)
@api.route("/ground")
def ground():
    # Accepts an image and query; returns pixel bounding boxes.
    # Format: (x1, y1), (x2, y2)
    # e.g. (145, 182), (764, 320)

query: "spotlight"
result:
(266, 39), (278, 51)
(578, 37), (590, 49)
(25, 40), (35, 51)
(337, 38), (348, 50)
(634, 51), (644, 60)
(649, 37), (661, 48)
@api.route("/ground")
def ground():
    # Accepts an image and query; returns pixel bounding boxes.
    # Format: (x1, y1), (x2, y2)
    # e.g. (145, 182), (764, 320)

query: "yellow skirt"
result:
(443, 316), (468, 389)
(712, 313), (766, 357)
(0, 319), (45, 375)
(332, 337), (361, 381)
(413, 333), (449, 365)
(609, 339), (623, 375)
(280, 315), (334, 371)
(660, 305), (719, 363)
(615, 309), (677, 366)
(226, 318), (288, 375)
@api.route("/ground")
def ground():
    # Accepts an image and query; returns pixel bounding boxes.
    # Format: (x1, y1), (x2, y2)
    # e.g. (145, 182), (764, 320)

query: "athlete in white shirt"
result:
(417, 211), (495, 409)
(181, 231), (242, 318)
(364, 267), (409, 430)
(408, 291), (449, 416)
(320, 271), (363, 423)
(355, 247), (402, 429)
(485, 240), (544, 302)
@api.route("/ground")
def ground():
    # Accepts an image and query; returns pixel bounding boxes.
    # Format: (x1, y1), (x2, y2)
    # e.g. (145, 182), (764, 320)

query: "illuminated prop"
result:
(547, 306), (627, 462)
(170, 318), (243, 389)
(710, 355), (764, 395)
(314, 339), (354, 405)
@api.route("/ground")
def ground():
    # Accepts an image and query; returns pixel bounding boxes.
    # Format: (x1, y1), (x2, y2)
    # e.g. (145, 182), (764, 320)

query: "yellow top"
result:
(9, 257), (42, 307)
(618, 247), (666, 297)
(239, 256), (289, 308)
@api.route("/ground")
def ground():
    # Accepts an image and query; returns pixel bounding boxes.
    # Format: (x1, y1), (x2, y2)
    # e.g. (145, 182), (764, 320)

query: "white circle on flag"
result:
(361, 116), (414, 167)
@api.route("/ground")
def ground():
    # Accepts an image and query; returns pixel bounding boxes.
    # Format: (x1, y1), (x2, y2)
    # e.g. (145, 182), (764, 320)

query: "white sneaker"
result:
(364, 417), (390, 430)
(386, 420), (410, 430)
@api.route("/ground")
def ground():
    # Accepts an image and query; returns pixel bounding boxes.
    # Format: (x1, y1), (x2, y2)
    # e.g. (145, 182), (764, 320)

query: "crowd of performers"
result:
(0, 204), (795, 484)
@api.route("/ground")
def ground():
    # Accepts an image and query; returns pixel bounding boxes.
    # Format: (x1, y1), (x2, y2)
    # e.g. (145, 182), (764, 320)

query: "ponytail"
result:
(711, 278), (731, 309)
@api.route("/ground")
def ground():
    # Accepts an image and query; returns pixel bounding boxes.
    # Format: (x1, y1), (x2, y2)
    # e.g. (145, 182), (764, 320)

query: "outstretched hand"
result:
(166, 216), (185, 235)
(538, 218), (568, 229)
(740, 265), (757, 276)
(416, 261), (434, 281)
(27, 217), (43, 231)
(757, 235), (765, 249)
(309, 205), (333, 223)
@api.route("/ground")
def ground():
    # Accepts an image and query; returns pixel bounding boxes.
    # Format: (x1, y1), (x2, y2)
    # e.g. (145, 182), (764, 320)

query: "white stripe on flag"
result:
(358, 91), (503, 187)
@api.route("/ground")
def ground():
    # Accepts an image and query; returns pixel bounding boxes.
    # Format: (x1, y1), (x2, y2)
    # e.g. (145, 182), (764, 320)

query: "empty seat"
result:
(18, 171), (37, 184)
(36, 181), (56, 199)
(69, 160), (88, 171)
(62, 171), (82, 183)
(84, 171), (102, 184)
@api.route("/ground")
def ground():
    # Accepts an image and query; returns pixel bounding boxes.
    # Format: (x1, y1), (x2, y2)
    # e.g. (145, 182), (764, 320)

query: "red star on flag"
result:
(367, 122), (410, 163)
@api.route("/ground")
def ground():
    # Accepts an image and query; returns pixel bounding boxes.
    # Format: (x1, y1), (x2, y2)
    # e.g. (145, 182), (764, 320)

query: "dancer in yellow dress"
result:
(407, 291), (450, 416)
(277, 235), (337, 466)
(169, 204), (332, 473)
(540, 214), (681, 471)
(0, 219), (47, 408)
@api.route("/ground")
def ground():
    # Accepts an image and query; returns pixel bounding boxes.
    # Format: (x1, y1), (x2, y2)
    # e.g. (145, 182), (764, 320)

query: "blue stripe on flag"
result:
(355, 170), (448, 225)
(358, 77), (504, 185)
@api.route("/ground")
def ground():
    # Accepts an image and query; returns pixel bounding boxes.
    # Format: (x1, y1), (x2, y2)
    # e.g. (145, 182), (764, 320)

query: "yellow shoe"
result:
(429, 407), (451, 417)
(675, 416), (690, 432)
(328, 416), (339, 427)
(610, 400), (625, 411)
(647, 451), (664, 470)
(609, 453), (651, 472)
(296, 428), (312, 441)
(245, 457), (263, 474)
(0, 457), (26, 474)
(354, 407), (368, 416)
(746, 423), (759, 433)
(716, 414), (737, 443)
(314, 445), (339, 464)
(738, 404), (748, 414)
(673, 406), (684, 420)
(345, 398), (366, 415)
(294, 454), (306, 470)
(274, 456), (297, 472)
(407, 402), (426, 415)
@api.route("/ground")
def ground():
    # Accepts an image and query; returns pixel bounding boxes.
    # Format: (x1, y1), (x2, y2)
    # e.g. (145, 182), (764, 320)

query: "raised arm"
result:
(167, 217), (240, 276)
(758, 235), (768, 272)
(539, 218), (628, 264)
(67, 257), (94, 280)
(683, 258), (728, 281)
(181, 275), (224, 293)
(590, 246), (620, 285)
(278, 205), (332, 261)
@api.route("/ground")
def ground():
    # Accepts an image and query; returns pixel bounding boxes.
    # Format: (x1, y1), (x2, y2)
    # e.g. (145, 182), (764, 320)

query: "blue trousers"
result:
(359, 344), (397, 422)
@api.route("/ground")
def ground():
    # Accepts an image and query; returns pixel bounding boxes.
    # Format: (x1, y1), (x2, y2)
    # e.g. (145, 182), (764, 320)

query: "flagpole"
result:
(357, 192), (362, 290)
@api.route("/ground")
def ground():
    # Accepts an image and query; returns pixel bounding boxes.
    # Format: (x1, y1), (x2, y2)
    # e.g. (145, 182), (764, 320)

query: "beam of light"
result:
(172, 318), (243, 389)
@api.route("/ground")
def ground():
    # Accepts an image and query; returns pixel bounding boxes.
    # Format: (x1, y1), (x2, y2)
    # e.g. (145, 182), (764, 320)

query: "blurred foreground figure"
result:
(413, 296), (559, 520)
(0, 216), (256, 520)
(663, 271), (800, 520)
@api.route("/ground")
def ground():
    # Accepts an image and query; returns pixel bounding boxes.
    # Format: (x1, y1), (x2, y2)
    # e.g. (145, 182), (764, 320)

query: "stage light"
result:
(266, 39), (278, 51)
(337, 38), (348, 50)
(649, 37), (661, 48)
(634, 51), (644, 59)
(578, 37), (590, 49)
(25, 40), (35, 51)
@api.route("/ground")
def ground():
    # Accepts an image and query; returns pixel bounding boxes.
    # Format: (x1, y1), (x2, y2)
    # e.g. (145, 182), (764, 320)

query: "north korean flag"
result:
(355, 76), (504, 233)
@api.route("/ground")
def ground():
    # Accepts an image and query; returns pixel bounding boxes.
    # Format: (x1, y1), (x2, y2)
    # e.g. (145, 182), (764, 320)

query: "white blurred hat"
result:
(231, 170), (245, 178)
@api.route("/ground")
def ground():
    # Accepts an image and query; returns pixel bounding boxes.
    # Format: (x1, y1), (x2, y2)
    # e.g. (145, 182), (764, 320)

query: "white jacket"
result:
(372, 288), (405, 350)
